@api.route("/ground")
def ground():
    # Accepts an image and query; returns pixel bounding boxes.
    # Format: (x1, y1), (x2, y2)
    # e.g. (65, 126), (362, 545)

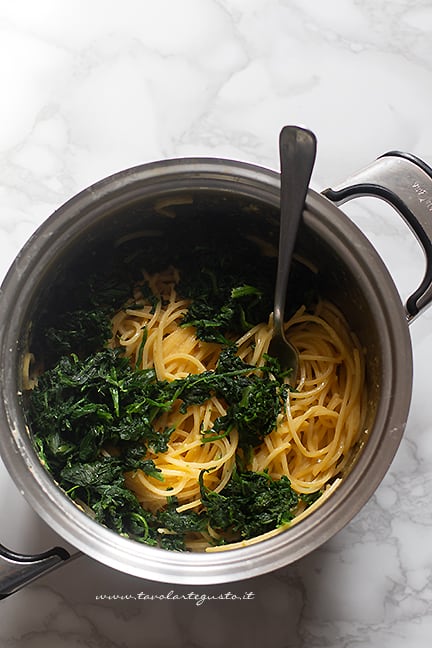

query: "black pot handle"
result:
(0, 543), (79, 599)
(322, 151), (432, 322)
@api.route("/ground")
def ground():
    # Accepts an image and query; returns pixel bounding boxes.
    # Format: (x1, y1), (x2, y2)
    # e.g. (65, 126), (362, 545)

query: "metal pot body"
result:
(0, 154), (430, 590)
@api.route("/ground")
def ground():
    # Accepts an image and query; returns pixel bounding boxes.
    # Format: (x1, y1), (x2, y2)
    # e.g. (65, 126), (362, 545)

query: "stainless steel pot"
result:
(1, 151), (432, 598)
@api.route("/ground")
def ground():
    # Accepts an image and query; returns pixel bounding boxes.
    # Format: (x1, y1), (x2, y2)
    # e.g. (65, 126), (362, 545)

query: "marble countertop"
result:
(2, 1), (432, 645)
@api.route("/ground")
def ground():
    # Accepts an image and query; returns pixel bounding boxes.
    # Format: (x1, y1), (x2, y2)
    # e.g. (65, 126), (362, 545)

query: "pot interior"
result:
(26, 187), (380, 457)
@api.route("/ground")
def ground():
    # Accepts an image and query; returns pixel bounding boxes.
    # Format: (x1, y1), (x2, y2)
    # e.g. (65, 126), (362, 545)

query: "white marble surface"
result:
(1, 0), (432, 645)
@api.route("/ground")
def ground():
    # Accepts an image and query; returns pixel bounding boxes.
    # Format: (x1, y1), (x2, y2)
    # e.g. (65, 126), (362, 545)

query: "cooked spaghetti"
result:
(26, 244), (366, 553)
(106, 266), (365, 549)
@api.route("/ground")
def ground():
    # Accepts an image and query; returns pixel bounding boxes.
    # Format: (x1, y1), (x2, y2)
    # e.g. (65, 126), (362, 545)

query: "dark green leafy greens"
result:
(38, 271), (134, 365)
(27, 229), (320, 550)
(200, 468), (322, 542)
(200, 469), (299, 540)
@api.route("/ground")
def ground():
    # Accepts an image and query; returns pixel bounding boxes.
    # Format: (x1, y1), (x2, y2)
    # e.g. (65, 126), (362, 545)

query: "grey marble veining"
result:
(1, 1), (432, 646)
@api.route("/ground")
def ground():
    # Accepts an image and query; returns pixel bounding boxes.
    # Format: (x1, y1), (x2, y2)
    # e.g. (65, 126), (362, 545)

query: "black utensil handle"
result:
(0, 543), (76, 599)
(323, 151), (432, 321)
(275, 125), (317, 329)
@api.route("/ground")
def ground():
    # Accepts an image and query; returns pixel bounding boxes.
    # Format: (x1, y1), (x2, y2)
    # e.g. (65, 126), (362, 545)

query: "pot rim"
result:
(0, 157), (413, 583)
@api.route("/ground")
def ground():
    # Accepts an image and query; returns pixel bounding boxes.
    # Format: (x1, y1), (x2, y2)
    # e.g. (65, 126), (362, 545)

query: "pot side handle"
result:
(322, 151), (432, 322)
(0, 543), (79, 600)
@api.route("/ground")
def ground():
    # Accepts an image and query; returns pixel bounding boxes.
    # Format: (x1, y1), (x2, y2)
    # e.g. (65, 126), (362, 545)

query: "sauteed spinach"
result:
(26, 231), (319, 550)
